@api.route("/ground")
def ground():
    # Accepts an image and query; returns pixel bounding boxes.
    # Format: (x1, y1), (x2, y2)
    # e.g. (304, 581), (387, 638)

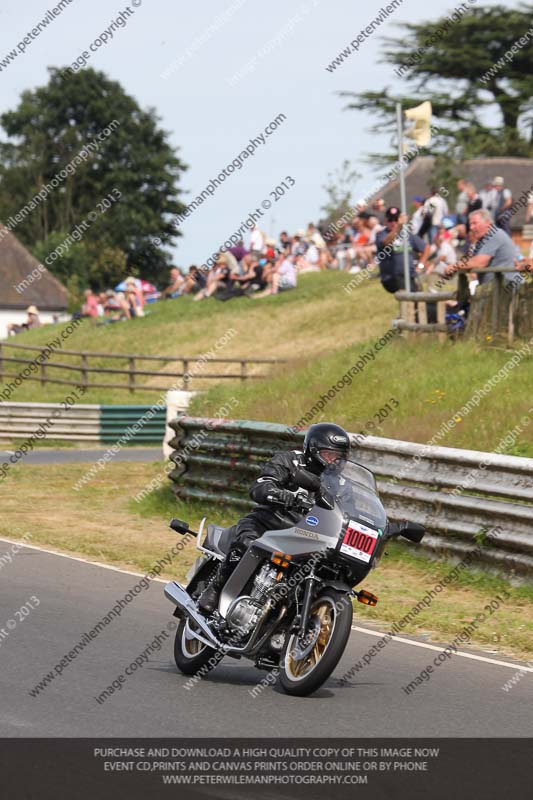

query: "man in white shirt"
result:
(423, 188), (449, 243)
(525, 192), (533, 224)
(410, 196), (426, 236)
(277, 256), (297, 291)
(306, 222), (326, 249)
(479, 179), (498, 220)
(492, 176), (513, 235)
(456, 179), (468, 223)
(426, 227), (457, 277)
(249, 225), (265, 253)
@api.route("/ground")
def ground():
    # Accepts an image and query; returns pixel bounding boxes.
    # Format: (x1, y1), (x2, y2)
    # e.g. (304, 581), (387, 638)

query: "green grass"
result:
(0, 273), (395, 404)
(191, 336), (533, 455)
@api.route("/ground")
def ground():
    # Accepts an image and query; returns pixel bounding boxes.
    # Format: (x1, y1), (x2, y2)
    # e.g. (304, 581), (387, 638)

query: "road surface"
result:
(0, 538), (531, 737)
(0, 447), (161, 466)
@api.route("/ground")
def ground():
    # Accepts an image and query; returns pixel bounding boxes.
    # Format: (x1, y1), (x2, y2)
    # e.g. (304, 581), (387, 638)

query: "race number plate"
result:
(340, 521), (379, 563)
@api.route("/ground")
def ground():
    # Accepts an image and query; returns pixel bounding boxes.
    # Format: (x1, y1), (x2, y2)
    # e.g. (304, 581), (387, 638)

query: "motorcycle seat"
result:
(205, 524), (236, 556)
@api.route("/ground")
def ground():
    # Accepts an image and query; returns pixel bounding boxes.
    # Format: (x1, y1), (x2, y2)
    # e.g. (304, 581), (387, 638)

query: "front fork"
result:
(292, 571), (320, 638)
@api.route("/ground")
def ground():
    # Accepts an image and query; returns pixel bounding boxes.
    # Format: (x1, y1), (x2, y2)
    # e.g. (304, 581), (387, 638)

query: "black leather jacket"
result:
(240, 449), (309, 533)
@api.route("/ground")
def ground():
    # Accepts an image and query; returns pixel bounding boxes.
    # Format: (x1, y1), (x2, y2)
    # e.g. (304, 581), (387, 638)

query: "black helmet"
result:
(303, 423), (350, 474)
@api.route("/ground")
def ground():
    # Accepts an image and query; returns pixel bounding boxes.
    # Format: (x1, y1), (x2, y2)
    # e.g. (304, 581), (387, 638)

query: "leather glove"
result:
(270, 489), (298, 509)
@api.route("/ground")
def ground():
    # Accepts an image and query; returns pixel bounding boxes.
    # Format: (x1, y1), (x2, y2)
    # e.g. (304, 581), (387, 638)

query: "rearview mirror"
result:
(401, 522), (425, 543)
(387, 520), (425, 543)
(169, 518), (190, 535)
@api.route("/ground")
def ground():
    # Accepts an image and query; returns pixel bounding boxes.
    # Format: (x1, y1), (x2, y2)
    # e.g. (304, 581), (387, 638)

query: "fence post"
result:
(81, 354), (88, 390)
(182, 359), (189, 391)
(437, 300), (446, 343)
(491, 272), (502, 336)
(40, 360), (47, 387)
(129, 357), (135, 394)
(0, 342), (3, 377)
(507, 284), (517, 346)
(240, 360), (247, 383)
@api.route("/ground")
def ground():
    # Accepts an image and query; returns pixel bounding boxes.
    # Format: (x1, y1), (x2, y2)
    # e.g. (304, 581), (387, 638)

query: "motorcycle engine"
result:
(226, 565), (279, 637)
(250, 564), (279, 601)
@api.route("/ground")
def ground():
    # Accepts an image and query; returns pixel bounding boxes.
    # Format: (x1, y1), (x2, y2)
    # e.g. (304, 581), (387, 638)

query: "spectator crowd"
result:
(5, 175), (532, 337)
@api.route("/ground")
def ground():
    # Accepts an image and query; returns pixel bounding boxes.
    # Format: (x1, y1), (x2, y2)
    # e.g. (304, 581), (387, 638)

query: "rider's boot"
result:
(198, 547), (242, 614)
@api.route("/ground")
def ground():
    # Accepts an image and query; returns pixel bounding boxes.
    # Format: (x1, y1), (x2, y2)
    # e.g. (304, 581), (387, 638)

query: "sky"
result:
(0, 0), (508, 269)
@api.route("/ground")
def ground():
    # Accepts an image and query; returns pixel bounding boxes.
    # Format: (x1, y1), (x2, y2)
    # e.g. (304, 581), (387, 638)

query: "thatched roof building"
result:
(0, 223), (68, 311)
(370, 156), (533, 233)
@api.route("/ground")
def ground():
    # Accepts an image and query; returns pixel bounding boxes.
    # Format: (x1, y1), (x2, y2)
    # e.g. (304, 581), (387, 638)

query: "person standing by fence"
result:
(444, 209), (518, 286)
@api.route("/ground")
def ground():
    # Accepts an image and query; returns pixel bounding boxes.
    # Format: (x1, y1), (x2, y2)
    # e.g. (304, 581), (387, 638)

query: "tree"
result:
(342, 4), (533, 163)
(31, 232), (91, 295)
(320, 160), (361, 228)
(0, 67), (187, 285)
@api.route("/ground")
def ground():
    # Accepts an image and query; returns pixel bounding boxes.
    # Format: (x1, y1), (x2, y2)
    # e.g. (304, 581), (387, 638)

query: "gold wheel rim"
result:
(182, 622), (208, 658)
(286, 600), (335, 681)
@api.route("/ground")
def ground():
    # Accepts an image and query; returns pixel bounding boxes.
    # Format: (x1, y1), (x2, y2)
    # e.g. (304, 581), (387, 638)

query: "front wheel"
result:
(174, 618), (223, 676)
(279, 590), (352, 697)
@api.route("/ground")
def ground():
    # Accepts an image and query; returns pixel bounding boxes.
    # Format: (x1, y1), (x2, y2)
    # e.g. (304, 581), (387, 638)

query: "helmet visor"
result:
(318, 448), (346, 466)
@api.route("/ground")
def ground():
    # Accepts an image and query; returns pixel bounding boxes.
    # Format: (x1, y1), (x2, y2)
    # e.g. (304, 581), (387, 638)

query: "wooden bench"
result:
(393, 290), (455, 342)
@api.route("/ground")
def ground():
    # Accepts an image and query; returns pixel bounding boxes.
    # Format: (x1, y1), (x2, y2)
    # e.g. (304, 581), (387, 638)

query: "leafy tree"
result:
(31, 232), (92, 289)
(342, 4), (533, 162)
(320, 160), (361, 227)
(88, 245), (129, 290)
(0, 67), (187, 284)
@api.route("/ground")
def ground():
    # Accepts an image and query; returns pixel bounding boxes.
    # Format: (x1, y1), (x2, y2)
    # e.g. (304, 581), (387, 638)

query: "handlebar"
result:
(266, 493), (314, 512)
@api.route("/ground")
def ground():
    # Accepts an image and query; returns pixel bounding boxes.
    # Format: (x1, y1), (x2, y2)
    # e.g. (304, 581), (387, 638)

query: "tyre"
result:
(279, 590), (352, 697)
(174, 618), (223, 676)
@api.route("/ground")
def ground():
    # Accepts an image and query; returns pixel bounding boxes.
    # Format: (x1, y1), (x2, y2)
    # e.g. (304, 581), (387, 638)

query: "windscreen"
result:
(320, 460), (387, 530)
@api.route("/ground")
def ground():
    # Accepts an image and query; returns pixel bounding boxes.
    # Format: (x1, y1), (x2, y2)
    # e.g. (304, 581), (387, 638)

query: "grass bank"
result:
(191, 336), (533, 456)
(0, 273), (395, 405)
(3, 270), (532, 454)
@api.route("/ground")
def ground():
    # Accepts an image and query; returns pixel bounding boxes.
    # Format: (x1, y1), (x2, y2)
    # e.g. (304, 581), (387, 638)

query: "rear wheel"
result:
(174, 619), (223, 676)
(279, 590), (352, 696)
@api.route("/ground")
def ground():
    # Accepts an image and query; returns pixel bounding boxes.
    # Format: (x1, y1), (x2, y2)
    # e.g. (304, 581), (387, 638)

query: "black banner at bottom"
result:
(0, 738), (530, 799)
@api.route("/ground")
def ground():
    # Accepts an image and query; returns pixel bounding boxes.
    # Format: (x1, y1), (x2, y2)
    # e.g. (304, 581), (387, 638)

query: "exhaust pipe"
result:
(164, 581), (223, 649)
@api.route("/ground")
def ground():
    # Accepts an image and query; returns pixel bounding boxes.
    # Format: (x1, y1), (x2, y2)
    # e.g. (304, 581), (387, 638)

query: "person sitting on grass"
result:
(194, 257), (237, 301)
(124, 277), (145, 317)
(232, 255), (271, 294)
(181, 265), (208, 295)
(97, 290), (131, 322)
(162, 267), (185, 298)
(80, 289), (99, 319)
(253, 253), (297, 297)
(7, 305), (42, 336)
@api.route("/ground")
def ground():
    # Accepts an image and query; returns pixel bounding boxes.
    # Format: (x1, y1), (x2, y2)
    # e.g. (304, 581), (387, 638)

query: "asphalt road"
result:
(0, 539), (531, 737)
(0, 447), (162, 465)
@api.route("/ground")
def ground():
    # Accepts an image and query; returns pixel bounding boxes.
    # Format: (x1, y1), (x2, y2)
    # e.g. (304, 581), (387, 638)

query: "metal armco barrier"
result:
(100, 405), (166, 443)
(167, 417), (533, 576)
(0, 402), (167, 444)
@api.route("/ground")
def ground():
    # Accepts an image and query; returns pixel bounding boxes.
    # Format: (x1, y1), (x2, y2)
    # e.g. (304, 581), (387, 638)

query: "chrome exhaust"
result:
(164, 581), (223, 649)
(164, 581), (280, 657)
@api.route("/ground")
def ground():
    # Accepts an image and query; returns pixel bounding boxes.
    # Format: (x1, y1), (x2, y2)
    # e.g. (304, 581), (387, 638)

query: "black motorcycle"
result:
(164, 459), (424, 696)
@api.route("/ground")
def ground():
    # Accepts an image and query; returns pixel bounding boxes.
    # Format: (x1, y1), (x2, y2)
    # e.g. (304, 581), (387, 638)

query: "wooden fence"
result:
(395, 266), (532, 344)
(0, 342), (284, 394)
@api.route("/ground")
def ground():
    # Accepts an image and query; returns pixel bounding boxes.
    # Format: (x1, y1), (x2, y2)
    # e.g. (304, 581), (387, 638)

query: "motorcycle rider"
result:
(198, 422), (350, 613)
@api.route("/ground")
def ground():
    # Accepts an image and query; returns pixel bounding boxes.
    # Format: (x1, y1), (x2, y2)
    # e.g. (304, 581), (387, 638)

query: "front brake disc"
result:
(291, 616), (321, 660)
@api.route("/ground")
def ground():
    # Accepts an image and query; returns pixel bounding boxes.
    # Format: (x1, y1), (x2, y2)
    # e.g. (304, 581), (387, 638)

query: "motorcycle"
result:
(164, 459), (425, 696)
